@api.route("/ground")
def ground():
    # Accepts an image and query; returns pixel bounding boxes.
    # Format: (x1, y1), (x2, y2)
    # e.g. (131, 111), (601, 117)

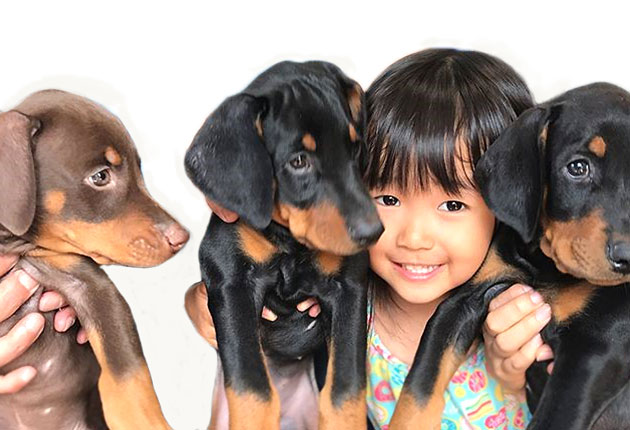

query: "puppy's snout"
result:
(608, 240), (630, 274)
(163, 223), (189, 253)
(349, 217), (384, 248)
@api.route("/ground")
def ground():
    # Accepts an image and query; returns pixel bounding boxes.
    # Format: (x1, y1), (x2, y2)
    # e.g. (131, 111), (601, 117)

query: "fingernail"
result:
(77, 330), (89, 344)
(536, 304), (552, 322)
(61, 317), (76, 332)
(522, 285), (533, 293)
(20, 367), (37, 383)
(297, 302), (308, 312)
(532, 334), (544, 347)
(530, 291), (543, 304)
(262, 308), (277, 321)
(537, 348), (554, 361)
(18, 271), (39, 293)
(17, 314), (44, 338)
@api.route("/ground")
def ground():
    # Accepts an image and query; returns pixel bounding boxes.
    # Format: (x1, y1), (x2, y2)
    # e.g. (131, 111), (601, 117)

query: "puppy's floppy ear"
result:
(185, 94), (273, 229)
(0, 111), (39, 236)
(319, 62), (367, 135)
(474, 104), (562, 243)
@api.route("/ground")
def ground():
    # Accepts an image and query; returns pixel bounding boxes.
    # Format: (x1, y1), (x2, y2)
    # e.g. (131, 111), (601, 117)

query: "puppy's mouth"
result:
(541, 235), (629, 286)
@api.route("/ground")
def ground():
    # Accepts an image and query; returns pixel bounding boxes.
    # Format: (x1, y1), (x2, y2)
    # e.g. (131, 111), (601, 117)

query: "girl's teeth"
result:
(402, 264), (438, 274)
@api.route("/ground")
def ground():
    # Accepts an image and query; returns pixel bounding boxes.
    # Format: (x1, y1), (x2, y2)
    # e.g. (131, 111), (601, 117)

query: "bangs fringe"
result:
(362, 48), (533, 195)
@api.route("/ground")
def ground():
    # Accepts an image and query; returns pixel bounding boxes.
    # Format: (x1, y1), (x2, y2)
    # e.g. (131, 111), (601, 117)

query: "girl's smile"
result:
(368, 177), (495, 305)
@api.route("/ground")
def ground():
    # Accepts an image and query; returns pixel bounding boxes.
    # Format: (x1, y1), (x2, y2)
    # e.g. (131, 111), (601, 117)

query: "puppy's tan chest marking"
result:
(238, 224), (278, 264)
(316, 252), (342, 275)
(471, 247), (523, 284)
(542, 282), (598, 324)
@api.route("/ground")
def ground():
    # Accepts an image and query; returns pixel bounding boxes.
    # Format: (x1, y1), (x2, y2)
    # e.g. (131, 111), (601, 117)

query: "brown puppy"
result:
(0, 90), (188, 430)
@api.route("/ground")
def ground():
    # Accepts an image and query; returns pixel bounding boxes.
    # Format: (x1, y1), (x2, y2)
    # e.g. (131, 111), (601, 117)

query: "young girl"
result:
(187, 48), (554, 429)
(360, 48), (543, 429)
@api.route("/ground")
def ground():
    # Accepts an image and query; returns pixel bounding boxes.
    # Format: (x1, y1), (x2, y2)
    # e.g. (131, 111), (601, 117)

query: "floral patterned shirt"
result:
(366, 313), (532, 430)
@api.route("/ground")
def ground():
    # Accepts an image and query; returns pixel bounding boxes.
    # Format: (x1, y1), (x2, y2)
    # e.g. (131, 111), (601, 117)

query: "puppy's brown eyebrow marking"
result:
(302, 133), (316, 151)
(105, 146), (122, 166)
(588, 136), (606, 158)
(44, 190), (66, 215)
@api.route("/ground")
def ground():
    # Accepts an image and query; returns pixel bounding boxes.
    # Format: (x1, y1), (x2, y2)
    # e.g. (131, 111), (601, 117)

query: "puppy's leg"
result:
(527, 291), (630, 430)
(207, 280), (280, 430)
(318, 281), (367, 430)
(26, 256), (171, 430)
(389, 283), (508, 430)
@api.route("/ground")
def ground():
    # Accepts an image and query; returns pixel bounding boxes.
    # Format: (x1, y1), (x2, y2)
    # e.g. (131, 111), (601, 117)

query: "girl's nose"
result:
(396, 215), (434, 250)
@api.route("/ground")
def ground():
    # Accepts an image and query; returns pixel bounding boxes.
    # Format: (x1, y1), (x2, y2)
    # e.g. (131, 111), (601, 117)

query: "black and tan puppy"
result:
(185, 61), (383, 430)
(386, 82), (630, 430)
(0, 90), (188, 430)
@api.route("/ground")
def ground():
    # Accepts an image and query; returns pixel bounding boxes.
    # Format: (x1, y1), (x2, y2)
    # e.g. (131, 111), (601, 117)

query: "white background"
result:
(2, 1), (629, 428)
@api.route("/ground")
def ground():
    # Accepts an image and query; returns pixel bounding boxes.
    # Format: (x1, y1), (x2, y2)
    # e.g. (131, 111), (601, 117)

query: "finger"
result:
(484, 288), (546, 337)
(0, 366), (37, 394)
(0, 313), (45, 367)
(77, 328), (89, 345)
(0, 255), (19, 276)
(184, 282), (218, 345)
(53, 306), (77, 332)
(501, 334), (544, 374)
(0, 270), (40, 321)
(39, 291), (68, 312)
(308, 304), (321, 318)
(488, 284), (531, 311)
(206, 198), (239, 223)
(297, 297), (319, 312)
(492, 304), (552, 354)
(547, 362), (554, 374)
(535, 344), (554, 362)
(261, 306), (278, 321)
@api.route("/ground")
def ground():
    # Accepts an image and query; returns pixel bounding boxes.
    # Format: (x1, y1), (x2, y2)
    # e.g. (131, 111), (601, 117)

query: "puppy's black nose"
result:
(608, 241), (630, 274)
(349, 217), (384, 248)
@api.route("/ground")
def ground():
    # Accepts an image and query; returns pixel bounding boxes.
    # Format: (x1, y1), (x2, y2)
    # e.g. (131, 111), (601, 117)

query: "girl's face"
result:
(368, 180), (495, 305)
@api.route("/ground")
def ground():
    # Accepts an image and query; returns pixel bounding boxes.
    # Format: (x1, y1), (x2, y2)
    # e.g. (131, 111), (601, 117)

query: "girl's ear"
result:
(474, 104), (562, 243)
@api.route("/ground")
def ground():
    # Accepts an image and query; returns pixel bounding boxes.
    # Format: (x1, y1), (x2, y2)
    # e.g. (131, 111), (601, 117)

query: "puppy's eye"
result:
(88, 168), (112, 187)
(567, 159), (590, 178)
(289, 154), (310, 170)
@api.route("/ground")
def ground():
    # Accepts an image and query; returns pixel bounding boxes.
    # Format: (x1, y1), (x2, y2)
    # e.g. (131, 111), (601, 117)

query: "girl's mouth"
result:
(393, 262), (444, 281)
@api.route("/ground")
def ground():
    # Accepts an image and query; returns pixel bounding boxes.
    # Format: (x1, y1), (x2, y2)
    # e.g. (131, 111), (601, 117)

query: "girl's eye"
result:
(88, 168), (112, 187)
(375, 195), (400, 207)
(438, 200), (465, 212)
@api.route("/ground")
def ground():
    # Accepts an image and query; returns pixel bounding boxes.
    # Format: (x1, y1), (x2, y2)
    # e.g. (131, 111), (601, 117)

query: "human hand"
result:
(184, 281), (321, 350)
(0, 255), (44, 393)
(0, 255), (87, 393)
(483, 284), (554, 394)
(39, 291), (88, 344)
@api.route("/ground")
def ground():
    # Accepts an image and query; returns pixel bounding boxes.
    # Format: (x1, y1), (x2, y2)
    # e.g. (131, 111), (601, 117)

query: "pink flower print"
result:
(468, 370), (487, 393)
(451, 370), (469, 384)
(484, 407), (507, 428)
(513, 408), (525, 429)
(374, 380), (395, 402)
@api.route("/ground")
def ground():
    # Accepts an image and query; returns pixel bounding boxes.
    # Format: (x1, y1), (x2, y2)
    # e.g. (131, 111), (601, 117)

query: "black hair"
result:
(363, 48), (535, 319)
(363, 48), (534, 194)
